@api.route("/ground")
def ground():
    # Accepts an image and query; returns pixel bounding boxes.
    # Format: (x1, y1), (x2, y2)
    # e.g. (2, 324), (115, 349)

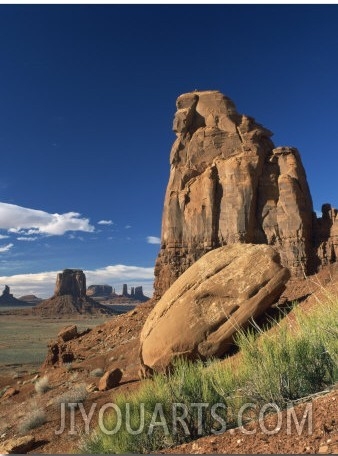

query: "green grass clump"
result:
(81, 295), (337, 454)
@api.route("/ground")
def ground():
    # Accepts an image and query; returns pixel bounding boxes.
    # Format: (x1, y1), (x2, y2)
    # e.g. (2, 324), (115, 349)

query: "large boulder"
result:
(154, 90), (315, 299)
(98, 368), (123, 391)
(140, 243), (290, 374)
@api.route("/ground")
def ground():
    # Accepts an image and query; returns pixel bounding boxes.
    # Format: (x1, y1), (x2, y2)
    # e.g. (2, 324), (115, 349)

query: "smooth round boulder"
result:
(140, 243), (290, 374)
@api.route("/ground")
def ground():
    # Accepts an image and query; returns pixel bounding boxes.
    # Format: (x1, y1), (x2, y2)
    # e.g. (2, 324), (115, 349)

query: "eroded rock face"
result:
(154, 90), (315, 298)
(55, 269), (86, 297)
(141, 243), (290, 374)
(315, 204), (338, 266)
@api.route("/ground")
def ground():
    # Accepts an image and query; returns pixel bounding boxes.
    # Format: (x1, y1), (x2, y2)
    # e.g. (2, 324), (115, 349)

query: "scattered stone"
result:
(58, 325), (78, 342)
(86, 382), (98, 393)
(318, 444), (329, 454)
(0, 435), (35, 454)
(2, 387), (19, 400)
(98, 368), (123, 391)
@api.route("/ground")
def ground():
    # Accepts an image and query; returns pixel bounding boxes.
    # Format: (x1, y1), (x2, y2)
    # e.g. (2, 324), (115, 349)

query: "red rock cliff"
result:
(154, 90), (317, 298)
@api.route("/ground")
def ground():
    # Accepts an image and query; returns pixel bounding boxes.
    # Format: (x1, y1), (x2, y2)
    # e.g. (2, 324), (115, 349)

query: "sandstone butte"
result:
(154, 90), (338, 299)
(32, 269), (115, 316)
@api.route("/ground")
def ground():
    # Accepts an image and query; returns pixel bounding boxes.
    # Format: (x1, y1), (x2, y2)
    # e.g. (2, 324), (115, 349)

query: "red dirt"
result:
(0, 266), (337, 454)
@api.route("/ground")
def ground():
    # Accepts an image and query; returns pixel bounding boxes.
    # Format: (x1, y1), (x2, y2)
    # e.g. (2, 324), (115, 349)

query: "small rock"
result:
(58, 325), (78, 342)
(318, 445), (329, 454)
(0, 435), (35, 454)
(86, 382), (98, 393)
(2, 387), (18, 400)
(98, 368), (123, 391)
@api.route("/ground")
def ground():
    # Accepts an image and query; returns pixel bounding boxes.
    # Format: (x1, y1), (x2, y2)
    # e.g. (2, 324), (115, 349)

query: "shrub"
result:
(55, 383), (87, 408)
(90, 368), (104, 378)
(34, 376), (50, 394)
(64, 362), (73, 372)
(18, 408), (47, 434)
(81, 295), (337, 454)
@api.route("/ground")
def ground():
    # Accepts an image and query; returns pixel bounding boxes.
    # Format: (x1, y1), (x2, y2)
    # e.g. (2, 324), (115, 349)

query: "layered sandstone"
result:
(315, 204), (338, 266)
(154, 90), (317, 298)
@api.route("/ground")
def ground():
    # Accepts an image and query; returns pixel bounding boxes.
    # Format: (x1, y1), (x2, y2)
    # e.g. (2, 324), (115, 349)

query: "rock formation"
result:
(18, 294), (43, 305)
(0, 285), (29, 306)
(140, 244), (290, 374)
(86, 283), (149, 303)
(86, 285), (113, 297)
(134, 286), (145, 300)
(32, 269), (114, 316)
(122, 284), (128, 296)
(154, 90), (336, 298)
(54, 269), (86, 297)
(315, 204), (338, 266)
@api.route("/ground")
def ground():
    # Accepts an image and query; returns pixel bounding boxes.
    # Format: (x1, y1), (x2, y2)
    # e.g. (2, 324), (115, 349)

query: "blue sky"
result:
(0, 4), (338, 298)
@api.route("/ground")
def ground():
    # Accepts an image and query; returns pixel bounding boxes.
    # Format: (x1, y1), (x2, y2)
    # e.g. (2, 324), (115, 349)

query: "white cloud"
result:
(17, 237), (38, 242)
(0, 234), (9, 239)
(125, 225), (131, 229)
(0, 243), (13, 253)
(0, 264), (154, 299)
(0, 202), (94, 236)
(98, 220), (113, 226)
(147, 236), (161, 245)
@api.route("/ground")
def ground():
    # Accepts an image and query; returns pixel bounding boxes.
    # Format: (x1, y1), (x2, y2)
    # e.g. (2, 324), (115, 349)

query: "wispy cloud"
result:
(98, 220), (113, 226)
(125, 225), (131, 229)
(0, 234), (9, 239)
(0, 243), (14, 253)
(147, 236), (161, 245)
(0, 264), (154, 298)
(17, 237), (38, 242)
(0, 202), (94, 236)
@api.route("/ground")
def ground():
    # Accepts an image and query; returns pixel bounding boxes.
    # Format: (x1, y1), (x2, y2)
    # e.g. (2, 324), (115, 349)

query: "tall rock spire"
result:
(154, 90), (315, 298)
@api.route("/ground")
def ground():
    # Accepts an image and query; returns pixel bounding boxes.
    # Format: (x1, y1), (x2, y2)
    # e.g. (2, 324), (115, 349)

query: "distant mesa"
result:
(0, 285), (32, 306)
(86, 284), (113, 297)
(87, 283), (149, 303)
(18, 295), (43, 305)
(32, 269), (115, 316)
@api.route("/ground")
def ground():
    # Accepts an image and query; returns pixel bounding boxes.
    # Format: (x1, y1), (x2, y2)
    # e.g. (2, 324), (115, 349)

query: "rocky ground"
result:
(0, 267), (337, 454)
